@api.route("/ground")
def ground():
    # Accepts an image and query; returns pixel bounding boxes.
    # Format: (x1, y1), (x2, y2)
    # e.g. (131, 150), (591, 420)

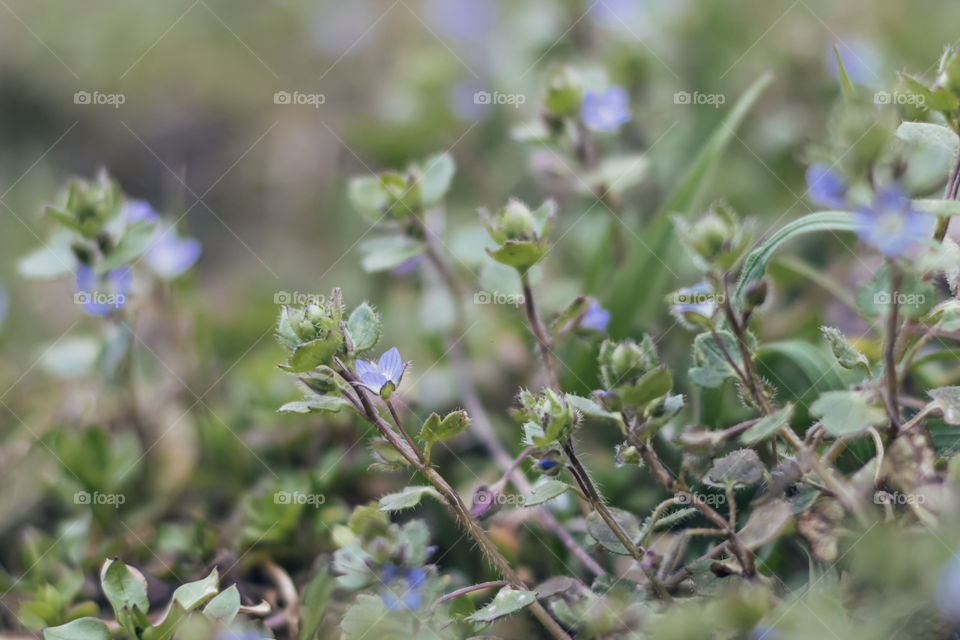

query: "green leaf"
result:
(346, 302), (381, 353)
(203, 584), (240, 624)
(854, 265), (934, 319)
(617, 366), (673, 409)
(487, 240), (548, 273)
(741, 403), (795, 446)
(757, 340), (849, 395)
(579, 154), (649, 198)
(18, 234), (78, 279)
(172, 568), (218, 611)
(821, 326), (871, 375)
(418, 411), (469, 445)
(705, 449), (764, 487)
(278, 396), (352, 414)
(416, 153), (455, 207)
(925, 300), (960, 332)
(564, 393), (626, 434)
(929, 387), (960, 425)
(524, 480), (571, 506)
(833, 46), (856, 101)
(689, 330), (744, 388)
(810, 390), (887, 437)
(913, 198), (960, 217)
(895, 121), (959, 156)
(348, 176), (387, 220)
(286, 337), (341, 372)
(586, 507), (642, 555)
(143, 602), (187, 640)
(378, 486), (442, 512)
(341, 594), (414, 639)
(96, 222), (156, 273)
(100, 559), (149, 618)
(297, 563), (335, 640)
(899, 73), (959, 112)
(43, 617), (111, 640)
(359, 236), (424, 272)
(735, 211), (856, 309)
(738, 498), (793, 550)
(608, 73), (773, 335)
(464, 588), (537, 623)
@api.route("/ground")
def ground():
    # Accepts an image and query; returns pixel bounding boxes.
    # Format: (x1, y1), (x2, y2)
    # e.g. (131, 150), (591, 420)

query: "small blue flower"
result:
(749, 625), (778, 640)
(144, 228), (202, 279)
(537, 458), (558, 471)
(581, 87), (631, 132)
(379, 564), (426, 611)
(123, 199), (159, 223)
(75, 265), (132, 316)
(805, 163), (847, 209)
(580, 299), (610, 332)
(853, 186), (933, 257)
(356, 347), (406, 394)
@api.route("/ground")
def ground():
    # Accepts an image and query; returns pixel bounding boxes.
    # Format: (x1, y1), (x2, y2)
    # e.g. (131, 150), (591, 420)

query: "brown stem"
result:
(386, 399), (426, 464)
(521, 272), (560, 389)
(434, 581), (509, 606)
(883, 261), (903, 433)
(335, 362), (571, 640)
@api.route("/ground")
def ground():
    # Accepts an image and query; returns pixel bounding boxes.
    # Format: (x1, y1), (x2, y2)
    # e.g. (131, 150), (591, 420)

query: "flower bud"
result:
(615, 443), (641, 466)
(469, 485), (501, 520)
(743, 278), (768, 311)
(501, 199), (537, 240)
(543, 66), (584, 117)
(534, 450), (564, 476)
(937, 46), (960, 98)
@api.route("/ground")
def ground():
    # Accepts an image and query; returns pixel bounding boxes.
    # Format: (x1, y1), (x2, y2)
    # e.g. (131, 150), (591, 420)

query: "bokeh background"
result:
(1, 0), (959, 636)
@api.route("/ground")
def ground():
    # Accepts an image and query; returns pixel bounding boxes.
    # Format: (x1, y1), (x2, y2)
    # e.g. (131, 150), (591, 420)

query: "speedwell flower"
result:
(581, 87), (631, 132)
(356, 347), (406, 396)
(853, 186), (933, 257)
(805, 163), (847, 209)
(379, 565), (426, 610)
(580, 299), (611, 332)
(75, 265), (132, 316)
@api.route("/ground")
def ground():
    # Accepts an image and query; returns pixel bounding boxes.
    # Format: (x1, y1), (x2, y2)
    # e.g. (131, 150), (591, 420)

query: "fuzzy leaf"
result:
(464, 588), (536, 623)
(706, 449), (764, 488)
(810, 390), (887, 437)
(418, 411), (469, 445)
(203, 584), (240, 624)
(347, 302), (381, 353)
(586, 507), (641, 555)
(487, 240), (548, 273)
(172, 568), (218, 610)
(524, 480), (571, 506)
(378, 486), (442, 512)
(43, 618), (111, 640)
(741, 403), (794, 446)
(738, 499), (793, 550)
(278, 396), (352, 414)
(821, 326), (870, 374)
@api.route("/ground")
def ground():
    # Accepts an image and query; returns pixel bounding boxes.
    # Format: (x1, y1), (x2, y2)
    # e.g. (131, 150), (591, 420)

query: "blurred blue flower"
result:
(581, 299), (610, 331)
(936, 555), (960, 627)
(123, 199), (159, 223)
(825, 39), (883, 86)
(805, 163), (847, 209)
(581, 87), (631, 132)
(379, 565), (425, 611)
(749, 625), (778, 640)
(75, 265), (132, 316)
(0, 283), (7, 327)
(424, 0), (494, 41)
(145, 228), (202, 279)
(356, 347), (405, 393)
(853, 186), (933, 257)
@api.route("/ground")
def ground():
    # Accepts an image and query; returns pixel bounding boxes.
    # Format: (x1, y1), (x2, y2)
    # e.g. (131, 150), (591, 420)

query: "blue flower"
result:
(853, 186), (933, 257)
(379, 565), (426, 611)
(536, 458), (558, 471)
(805, 163), (847, 209)
(123, 199), (159, 223)
(144, 228), (202, 279)
(749, 625), (778, 640)
(580, 299), (610, 331)
(356, 347), (406, 394)
(75, 265), (132, 316)
(581, 87), (631, 132)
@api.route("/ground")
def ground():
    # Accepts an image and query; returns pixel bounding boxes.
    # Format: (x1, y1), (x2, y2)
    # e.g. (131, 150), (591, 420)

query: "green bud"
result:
(297, 319), (317, 340)
(673, 202), (752, 272)
(501, 199), (537, 240)
(305, 303), (325, 324)
(743, 278), (768, 311)
(543, 66), (584, 117)
(937, 46), (960, 98)
(615, 443), (641, 467)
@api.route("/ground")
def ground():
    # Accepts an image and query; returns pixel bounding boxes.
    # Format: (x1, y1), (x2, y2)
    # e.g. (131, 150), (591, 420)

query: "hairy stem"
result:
(434, 581), (509, 606)
(520, 272), (561, 389)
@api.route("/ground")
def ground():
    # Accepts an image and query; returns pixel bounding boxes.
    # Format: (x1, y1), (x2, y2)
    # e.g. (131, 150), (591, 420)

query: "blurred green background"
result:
(1, 0), (959, 635)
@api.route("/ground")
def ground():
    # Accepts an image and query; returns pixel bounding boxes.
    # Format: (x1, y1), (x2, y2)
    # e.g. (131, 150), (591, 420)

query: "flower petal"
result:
(356, 360), (387, 391)
(145, 232), (202, 279)
(378, 347), (403, 382)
